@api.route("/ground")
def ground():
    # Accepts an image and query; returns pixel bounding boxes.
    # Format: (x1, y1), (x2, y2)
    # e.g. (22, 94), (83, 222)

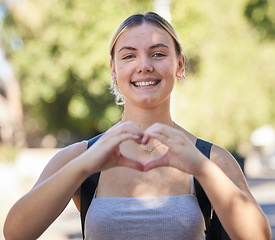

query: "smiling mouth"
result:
(132, 80), (160, 87)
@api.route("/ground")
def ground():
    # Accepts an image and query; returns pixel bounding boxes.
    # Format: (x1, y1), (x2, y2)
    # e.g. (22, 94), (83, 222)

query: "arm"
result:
(196, 145), (271, 240)
(3, 142), (90, 240)
(4, 122), (144, 240)
(143, 123), (271, 240)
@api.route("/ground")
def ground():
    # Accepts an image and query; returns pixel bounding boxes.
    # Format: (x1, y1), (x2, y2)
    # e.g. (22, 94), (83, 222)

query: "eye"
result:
(152, 52), (166, 58)
(122, 54), (135, 60)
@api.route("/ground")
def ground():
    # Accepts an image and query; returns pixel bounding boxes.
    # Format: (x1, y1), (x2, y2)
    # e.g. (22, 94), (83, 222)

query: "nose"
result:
(136, 57), (153, 73)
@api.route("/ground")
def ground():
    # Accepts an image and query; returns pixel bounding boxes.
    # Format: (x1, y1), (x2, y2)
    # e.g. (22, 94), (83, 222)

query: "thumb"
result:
(143, 154), (169, 171)
(118, 154), (145, 172)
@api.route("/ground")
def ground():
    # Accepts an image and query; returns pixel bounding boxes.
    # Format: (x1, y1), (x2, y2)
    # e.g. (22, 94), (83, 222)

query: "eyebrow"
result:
(118, 43), (169, 53)
(118, 46), (137, 53)
(150, 43), (169, 49)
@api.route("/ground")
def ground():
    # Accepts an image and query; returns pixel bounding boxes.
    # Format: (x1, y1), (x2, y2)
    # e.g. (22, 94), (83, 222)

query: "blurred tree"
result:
(2, 0), (152, 147)
(171, 0), (275, 150)
(2, 0), (275, 150)
(244, 0), (275, 40)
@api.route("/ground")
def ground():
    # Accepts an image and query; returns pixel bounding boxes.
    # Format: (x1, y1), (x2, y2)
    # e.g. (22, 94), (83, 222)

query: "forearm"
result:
(4, 157), (90, 240)
(195, 160), (271, 240)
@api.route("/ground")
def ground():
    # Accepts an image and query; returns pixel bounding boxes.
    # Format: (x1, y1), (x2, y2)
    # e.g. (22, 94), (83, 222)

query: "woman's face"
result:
(111, 23), (184, 108)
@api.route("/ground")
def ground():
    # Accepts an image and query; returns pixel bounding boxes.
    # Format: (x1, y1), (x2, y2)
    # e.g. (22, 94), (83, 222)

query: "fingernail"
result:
(134, 135), (142, 143)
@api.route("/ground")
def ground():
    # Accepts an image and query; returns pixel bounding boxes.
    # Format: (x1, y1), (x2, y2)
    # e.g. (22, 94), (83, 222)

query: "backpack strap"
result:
(195, 138), (231, 240)
(195, 138), (213, 237)
(80, 133), (104, 239)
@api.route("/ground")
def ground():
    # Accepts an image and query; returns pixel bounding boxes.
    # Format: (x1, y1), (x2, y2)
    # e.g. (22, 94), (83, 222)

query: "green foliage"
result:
(2, 0), (275, 149)
(171, 0), (275, 149)
(3, 0), (152, 146)
(244, 0), (275, 40)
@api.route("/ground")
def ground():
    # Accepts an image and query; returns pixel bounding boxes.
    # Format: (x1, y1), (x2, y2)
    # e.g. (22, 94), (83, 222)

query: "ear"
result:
(176, 53), (185, 77)
(110, 58), (117, 81)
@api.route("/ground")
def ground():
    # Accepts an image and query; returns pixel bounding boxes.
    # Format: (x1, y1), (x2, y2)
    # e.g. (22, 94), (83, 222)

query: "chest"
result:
(96, 167), (191, 198)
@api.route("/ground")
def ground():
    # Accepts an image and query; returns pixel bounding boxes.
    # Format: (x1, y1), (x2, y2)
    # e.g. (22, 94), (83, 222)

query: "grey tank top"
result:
(85, 175), (205, 240)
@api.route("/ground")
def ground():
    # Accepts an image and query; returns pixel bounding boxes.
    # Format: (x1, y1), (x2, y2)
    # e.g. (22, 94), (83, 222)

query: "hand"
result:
(81, 121), (145, 174)
(142, 123), (207, 175)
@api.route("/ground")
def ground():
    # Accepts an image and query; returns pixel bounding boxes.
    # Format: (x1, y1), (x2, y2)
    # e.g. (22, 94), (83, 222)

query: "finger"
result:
(98, 123), (142, 148)
(143, 154), (169, 171)
(102, 132), (141, 150)
(142, 123), (177, 144)
(118, 154), (144, 171)
(109, 121), (144, 139)
(143, 132), (172, 149)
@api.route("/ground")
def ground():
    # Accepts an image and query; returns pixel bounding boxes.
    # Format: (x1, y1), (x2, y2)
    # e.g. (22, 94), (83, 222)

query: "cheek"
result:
(116, 67), (131, 83)
(160, 68), (174, 78)
(115, 64), (125, 76)
(159, 63), (175, 77)
(117, 64), (132, 77)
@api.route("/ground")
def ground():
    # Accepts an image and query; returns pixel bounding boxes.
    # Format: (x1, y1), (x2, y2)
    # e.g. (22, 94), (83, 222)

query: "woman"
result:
(4, 12), (271, 240)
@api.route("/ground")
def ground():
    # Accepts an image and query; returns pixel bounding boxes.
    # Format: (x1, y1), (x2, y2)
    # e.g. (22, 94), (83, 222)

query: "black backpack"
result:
(80, 134), (230, 240)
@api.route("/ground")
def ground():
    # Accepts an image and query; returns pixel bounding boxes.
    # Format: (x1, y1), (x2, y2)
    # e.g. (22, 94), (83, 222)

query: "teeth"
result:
(134, 81), (157, 87)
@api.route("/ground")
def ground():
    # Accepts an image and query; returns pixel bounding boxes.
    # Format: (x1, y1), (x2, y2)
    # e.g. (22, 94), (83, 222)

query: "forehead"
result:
(114, 23), (174, 50)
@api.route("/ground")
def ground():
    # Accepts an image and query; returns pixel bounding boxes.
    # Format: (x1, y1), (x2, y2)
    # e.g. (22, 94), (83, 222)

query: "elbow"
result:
(258, 211), (272, 240)
(3, 217), (22, 240)
(246, 218), (272, 240)
(3, 215), (32, 240)
(3, 223), (37, 240)
(249, 217), (272, 240)
(3, 221), (17, 240)
(263, 223), (272, 240)
(3, 204), (24, 240)
(256, 228), (272, 240)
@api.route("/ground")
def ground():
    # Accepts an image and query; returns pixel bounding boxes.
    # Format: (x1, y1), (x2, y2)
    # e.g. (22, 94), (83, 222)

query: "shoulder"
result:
(194, 138), (240, 177)
(210, 144), (239, 173)
(34, 141), (88, 187)
(209, 144), (252, 196)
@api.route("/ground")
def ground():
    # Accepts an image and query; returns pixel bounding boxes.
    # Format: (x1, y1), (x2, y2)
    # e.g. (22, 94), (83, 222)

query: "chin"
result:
(137, 97), (170, 109)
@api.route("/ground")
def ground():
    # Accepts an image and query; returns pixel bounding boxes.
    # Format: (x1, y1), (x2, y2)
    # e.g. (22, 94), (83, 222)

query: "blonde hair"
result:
(110, 12), (183, 105)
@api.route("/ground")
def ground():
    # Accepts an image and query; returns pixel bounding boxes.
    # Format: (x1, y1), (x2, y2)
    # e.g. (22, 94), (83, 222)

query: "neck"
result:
(121, 101), (174, 130)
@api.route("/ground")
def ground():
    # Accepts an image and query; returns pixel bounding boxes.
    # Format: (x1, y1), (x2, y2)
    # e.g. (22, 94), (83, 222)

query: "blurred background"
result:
(0, 0), (275, 239)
